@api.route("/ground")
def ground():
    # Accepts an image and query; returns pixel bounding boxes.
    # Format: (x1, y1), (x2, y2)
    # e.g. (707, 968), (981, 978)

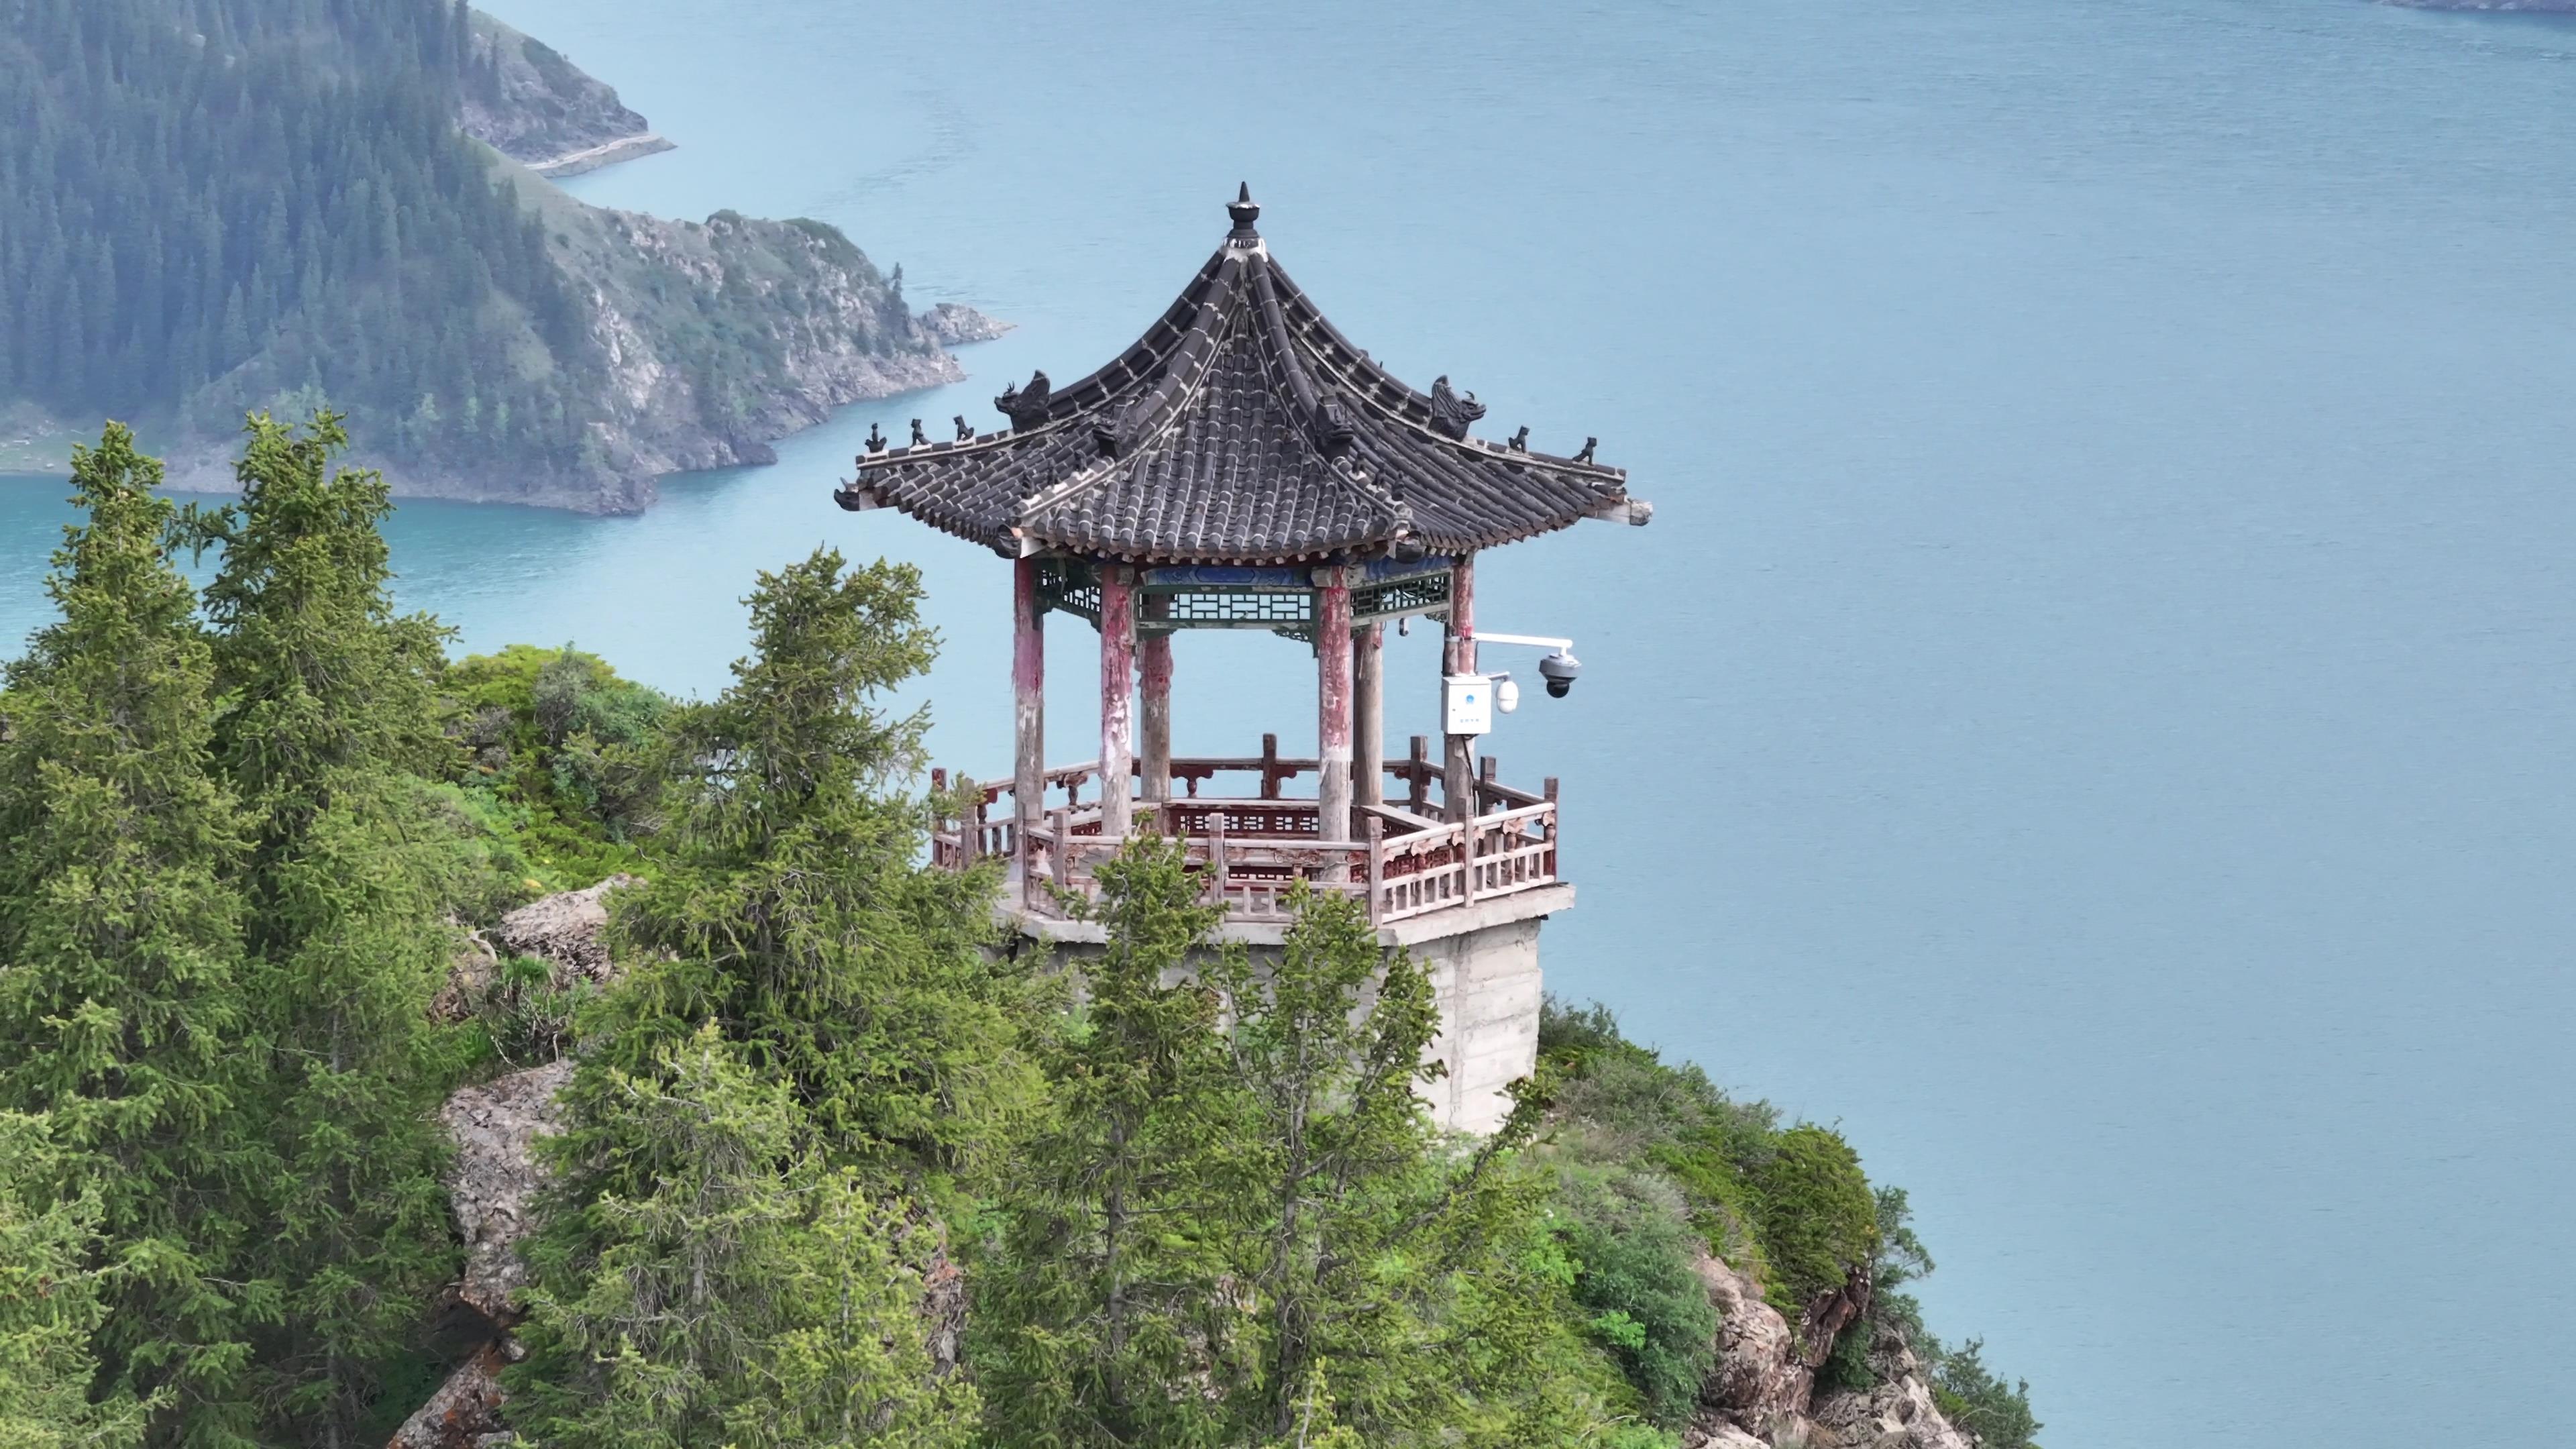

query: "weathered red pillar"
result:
(1354, 621), (1384, 810)
(1138, 592), (1172, 810)
(1098, 567), (1136, 840)
(1317, 568), (1356, 858)
(1013, 555), (1046, 902)
(1443, 554), (1477, 822)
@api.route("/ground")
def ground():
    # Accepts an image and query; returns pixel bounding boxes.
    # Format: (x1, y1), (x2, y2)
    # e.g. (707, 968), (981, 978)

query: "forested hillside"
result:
(0, 418), (2038, 1448)
(0, 0), (976, 513)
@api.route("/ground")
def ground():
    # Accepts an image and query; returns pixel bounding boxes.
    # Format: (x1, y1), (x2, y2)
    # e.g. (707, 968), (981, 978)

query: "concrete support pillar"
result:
(1443, 553), (1477, 822)
(1013, 556), (1046, 902)
(1316, 568), (1356, 856)
(1139, 593), (1172, 810)
(1098, 567), (1135, 841)
(1354, 621), (1384, 810)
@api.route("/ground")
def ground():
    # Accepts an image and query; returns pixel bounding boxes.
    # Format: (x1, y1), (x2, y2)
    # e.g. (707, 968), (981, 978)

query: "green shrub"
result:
(477, 954), (592, 1068)
(444, 644), (673, 892)
(1552, 1167), (1719, 1429)
(1749, 1125), (1877, 1322)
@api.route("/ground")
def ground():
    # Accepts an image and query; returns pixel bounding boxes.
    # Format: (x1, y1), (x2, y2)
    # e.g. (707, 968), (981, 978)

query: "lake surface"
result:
(11, 0), (2576, 1441)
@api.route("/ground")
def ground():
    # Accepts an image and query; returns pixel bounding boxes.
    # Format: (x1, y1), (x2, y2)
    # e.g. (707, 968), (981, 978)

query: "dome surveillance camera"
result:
(1538, 649), (1580, 698)
(1495, 676), (1521, 714)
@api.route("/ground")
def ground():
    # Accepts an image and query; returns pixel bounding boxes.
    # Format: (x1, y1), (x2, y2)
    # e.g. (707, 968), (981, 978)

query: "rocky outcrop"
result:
(1684, 1253), (1972, 1449)
(458, 11), (675, 176)
(386, 1343), (510, 1449)
(1807, 1328), (1974, 1449)
(916, 301), (1014, 347)
(431, 877), (632, 1026)
(441, 1059), (576, 1324)
(540, 205), (971, 515)
(392, 1060), (573, 1449)
(494, 875), (635, 985)
(1693, 1252), (1811, 1439)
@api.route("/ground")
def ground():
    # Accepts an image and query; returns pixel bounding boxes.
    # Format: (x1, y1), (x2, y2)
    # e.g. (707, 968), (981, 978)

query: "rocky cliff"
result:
(553, 199), (976, 513)
(162, 171), (1004, 516)
(1687, 1254), (1974, 1449)
(458, 11), (674, 176)
(396, 879), (965, 1448)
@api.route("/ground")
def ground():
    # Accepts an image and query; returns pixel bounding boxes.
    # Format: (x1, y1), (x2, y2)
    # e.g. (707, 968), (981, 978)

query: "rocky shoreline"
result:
(524, 131), (676, 179)
(458, 10), (673, 176)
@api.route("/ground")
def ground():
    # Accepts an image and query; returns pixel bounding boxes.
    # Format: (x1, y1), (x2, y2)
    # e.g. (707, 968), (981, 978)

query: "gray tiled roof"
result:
(836, 189), (1639, 564)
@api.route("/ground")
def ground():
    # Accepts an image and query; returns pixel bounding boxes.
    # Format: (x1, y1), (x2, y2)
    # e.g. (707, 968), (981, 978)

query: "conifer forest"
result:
(0, 417), (2040, 1448)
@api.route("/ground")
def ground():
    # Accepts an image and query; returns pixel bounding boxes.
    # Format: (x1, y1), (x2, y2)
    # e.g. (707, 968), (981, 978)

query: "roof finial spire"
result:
(1227, 182), (1261, 239)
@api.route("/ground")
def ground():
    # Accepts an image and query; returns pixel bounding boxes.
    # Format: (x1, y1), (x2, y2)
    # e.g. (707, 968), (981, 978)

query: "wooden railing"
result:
(929, 736), (1560, 928)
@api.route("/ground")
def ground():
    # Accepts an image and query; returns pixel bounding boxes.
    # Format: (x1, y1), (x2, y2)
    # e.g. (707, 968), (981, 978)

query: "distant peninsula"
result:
(0, 0), (1004, 514)
(458, 11), (677, 176)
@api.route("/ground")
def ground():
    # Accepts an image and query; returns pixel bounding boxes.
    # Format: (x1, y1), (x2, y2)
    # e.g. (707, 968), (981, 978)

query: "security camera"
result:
(1495, 675), (1521, 714)
(1538, 649), (1580, 698)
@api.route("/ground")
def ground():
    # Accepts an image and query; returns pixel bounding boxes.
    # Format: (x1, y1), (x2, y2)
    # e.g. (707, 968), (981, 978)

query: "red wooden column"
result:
(1316, 567), (1356, 861)
(1353, 621), (1384, 810)
(1012, 555), (1046, 903)
(1442, 553), (1477, 822)
(1097, 566), (1136, 841)
(1138, 592), (1173, 811)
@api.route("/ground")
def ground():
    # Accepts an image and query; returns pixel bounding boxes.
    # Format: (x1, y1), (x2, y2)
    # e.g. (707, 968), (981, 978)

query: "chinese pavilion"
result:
(834, 187), (1652, 1130)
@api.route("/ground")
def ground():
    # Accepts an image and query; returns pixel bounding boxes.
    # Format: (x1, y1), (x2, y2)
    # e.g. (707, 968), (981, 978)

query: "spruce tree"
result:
(1207, 885), (1593, 1446)
(506, 548), (1031, 1444)
(973, 839), (1256, 1449)
(506, 1028), (975, 1449)
(0, 1113), (153, 1449)
(189, 413), (460, 1444)
(0, 424), (270, 1445)
(976, 861), (1631, 1448)
(583, 547), (1035, 1181)
(1205, 884), (1451, 1438)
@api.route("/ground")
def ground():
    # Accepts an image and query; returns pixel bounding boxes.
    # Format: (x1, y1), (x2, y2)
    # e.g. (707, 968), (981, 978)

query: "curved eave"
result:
(833, 210), (1650, 563)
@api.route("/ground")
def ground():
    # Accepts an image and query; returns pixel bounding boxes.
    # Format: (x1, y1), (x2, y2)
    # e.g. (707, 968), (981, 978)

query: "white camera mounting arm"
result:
(1471, 631), (1574, 651)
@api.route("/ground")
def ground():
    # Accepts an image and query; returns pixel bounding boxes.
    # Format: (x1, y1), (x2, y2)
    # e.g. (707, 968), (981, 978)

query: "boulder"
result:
(494, 875), (636, 984)
(384, 1343), (508, 1449)
(440, 1059), (575, 1324)
(1807, 1329), (1974, 1449)
(1695, 1251), (1812, 1434)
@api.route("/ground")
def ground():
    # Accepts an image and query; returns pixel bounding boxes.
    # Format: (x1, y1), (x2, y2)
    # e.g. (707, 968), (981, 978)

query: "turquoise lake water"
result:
(10, 0), (2576, 1440)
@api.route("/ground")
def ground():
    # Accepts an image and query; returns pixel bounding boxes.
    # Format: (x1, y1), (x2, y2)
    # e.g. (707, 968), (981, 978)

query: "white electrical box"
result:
(1444, 674), (1493, 737)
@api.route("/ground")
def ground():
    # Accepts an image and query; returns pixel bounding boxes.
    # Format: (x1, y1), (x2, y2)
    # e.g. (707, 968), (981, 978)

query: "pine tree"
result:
(187, 412), (460, 1444)
(0, 424), (270, 1446)
(0, 1113), (154, 1449)
(973, 839), (1256, 1449)
(584, 547), (1036, 1183)
(976, 863), (1629, 1448)
(506, 1027), (975, 1449)
(1209, 884), (1595, 1446)
(1205, 884), (1456, 1438)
